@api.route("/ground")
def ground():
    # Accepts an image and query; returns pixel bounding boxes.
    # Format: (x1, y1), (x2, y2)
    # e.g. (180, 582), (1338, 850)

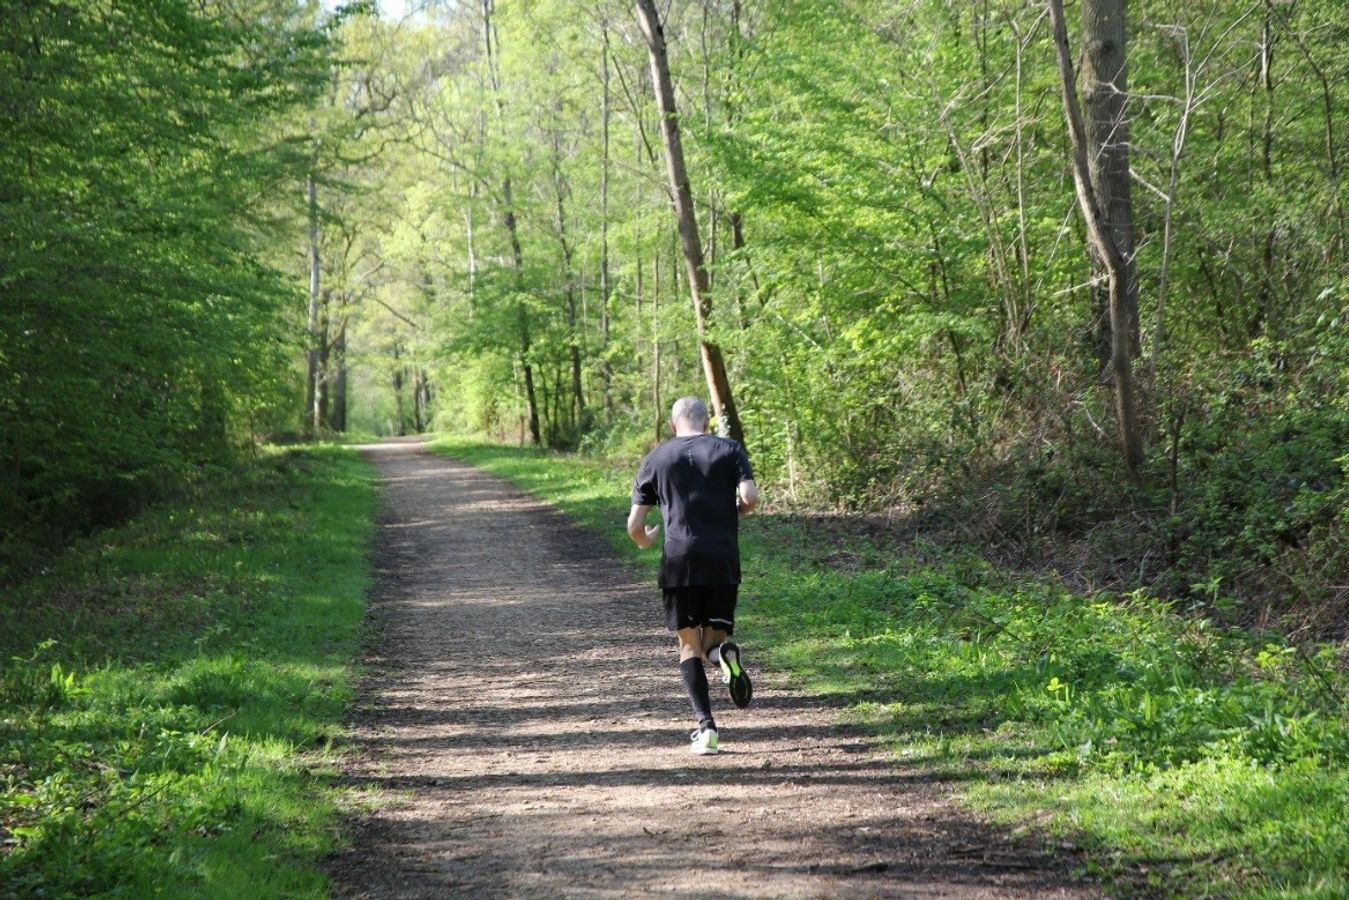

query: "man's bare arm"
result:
(627, 504), (660, 549)
(737, 479), (759, 516)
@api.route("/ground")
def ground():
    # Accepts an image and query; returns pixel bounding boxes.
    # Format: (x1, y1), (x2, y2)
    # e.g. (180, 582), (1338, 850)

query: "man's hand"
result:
(737, 479), (760, 516)
(627, 505), (660, 549)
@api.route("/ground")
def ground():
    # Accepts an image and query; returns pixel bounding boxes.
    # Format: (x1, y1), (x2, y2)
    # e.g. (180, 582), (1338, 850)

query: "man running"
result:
(627, 396), (758, 755)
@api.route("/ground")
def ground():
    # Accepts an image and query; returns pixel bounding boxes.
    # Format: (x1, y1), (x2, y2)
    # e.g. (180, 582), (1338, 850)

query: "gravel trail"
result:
(326, 438), (1094, 898)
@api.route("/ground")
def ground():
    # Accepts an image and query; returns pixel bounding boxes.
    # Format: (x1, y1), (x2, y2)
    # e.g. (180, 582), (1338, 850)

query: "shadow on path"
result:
(325, 440), (1095, 898)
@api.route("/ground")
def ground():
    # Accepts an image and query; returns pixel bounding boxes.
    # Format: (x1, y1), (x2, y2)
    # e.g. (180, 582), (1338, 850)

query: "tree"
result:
(306, 171), (324, 434)
(1081, 0), (1141, 363)
(0, 0), (334, 577)
(634, 0), (744, 444)
(1048, 0), (1144, 481)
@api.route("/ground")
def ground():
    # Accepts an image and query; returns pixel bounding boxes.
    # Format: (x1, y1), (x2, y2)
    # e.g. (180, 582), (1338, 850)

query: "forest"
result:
(4, 0), (1347, 622)
(2, 0), (1348, 894)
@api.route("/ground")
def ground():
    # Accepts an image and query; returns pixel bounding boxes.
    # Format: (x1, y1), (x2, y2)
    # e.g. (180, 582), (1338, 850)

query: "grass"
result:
(0, 445), (377, 898)
(430, 436), (1349, 898)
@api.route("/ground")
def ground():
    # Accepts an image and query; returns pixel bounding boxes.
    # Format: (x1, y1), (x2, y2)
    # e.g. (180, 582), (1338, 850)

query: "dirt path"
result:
(326, 439), (1095, 898)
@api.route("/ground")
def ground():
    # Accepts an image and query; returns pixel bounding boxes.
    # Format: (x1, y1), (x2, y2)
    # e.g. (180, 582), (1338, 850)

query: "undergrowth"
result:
(941, 369), (1349, 637)
(432, 436), (1349, 898)
(0, 445), (376, 897)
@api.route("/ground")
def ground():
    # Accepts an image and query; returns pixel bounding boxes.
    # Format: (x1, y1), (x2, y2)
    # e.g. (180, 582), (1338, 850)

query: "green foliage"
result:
(0, 446), (376, 897)
(328, 0), (1349, 621)
(0, 0), (334, 580)
(8, 0), (1349, 883)
(1150, 326), (1349, 613)
(441, 439), (1349, 896)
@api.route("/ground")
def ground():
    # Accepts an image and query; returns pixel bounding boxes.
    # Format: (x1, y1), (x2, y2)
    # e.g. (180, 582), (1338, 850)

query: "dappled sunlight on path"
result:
(326, 441), (1093, 898)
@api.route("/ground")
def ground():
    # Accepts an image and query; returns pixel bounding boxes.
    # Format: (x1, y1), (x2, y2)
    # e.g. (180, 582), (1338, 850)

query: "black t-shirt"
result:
(632, 434), (754, 588)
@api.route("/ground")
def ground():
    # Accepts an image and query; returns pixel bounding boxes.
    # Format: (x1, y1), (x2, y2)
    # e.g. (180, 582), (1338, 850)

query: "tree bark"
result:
(1256, 0), (1278, 335)
(728, 210), (750, 329)
(1048, 0), (1144, 482)
(653, 249), (662, 444)
(634, 0), (745, 445)
(304, 172), (321, 436)
(501, 198), (541, 446)
(412, 368), (427, 433)
(599, 20), (614, 415)
(332, 315), (347, 433)
(1081, 0), (1140, 363)
(392, 343), (407, 436)
(483, 0), (541, 446)
(465, 198), (477, 304)
(1151, 25), (1198, 362)
(421, 372), (432, 430)
(550, 136), (585, 421)
(316, 288), (331, 429)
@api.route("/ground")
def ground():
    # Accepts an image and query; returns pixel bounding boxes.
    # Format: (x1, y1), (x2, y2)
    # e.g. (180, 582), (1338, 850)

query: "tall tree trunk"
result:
(599, 21), (614, 415)
(1151, 25), (1199, 362)
(483, 0), (541, 446)
(635, 117), (648, 429)
(728, 210), (750, 329)
(634, 0), (745, 445)
(465, 189), (478, 307)
(1256, 0), (1278, 335)
(551, 138), (585, 421)
(332, 315), (347, 433)
(1081, 0), (1140, 363)
(1048, 0), (1144, 482)
(503, 199), (541, 446)
(412, 368), (426, 433)
(653, 249), (662, 444)
(304, 172), (321, 435)
(316, 288), (330, 430)
(419, 370), (432, 431)
(392, 343), (407, 437)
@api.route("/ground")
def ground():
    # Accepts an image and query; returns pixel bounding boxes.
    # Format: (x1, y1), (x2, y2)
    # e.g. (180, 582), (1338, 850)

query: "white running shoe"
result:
(689, 727), (719, 755)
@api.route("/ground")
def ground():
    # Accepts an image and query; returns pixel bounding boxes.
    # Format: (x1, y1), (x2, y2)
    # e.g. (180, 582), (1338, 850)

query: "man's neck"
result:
(673, 427), (707, 437)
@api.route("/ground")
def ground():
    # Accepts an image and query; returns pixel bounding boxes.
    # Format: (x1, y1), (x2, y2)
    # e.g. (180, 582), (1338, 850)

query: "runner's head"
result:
(670, 397), (709, 435)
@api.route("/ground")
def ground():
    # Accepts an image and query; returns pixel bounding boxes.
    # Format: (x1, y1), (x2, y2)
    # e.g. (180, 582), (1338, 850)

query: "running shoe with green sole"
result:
(717, 641), (753, 709)
(690, 727), (719, 755)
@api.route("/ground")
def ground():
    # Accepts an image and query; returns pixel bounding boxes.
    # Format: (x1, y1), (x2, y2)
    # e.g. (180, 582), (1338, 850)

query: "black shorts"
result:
(663, 584), (738, 634)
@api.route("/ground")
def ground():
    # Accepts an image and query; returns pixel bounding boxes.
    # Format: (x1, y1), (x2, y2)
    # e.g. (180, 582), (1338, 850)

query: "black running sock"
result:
(679, 657), (715, 730)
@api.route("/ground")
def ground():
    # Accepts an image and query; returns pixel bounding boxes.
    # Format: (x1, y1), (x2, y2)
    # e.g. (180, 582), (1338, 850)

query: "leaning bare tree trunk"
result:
(634, 0), (744, 445)
(1048, 0), (1143, 482)
(1081, 0), (1140, 364)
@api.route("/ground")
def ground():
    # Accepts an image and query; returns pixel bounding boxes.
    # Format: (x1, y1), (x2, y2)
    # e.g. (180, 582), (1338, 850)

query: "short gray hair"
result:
(670, 396), (709, 430)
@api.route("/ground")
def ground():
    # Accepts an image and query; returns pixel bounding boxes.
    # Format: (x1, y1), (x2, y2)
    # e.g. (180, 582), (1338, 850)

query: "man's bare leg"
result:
(677, 627), (717, 750)
(677, 627), (704, 662)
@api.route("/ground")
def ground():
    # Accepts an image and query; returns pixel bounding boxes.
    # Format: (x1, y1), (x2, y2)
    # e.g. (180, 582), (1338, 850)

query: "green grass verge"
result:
(0, 445), (377, 898)
(431, 436), (1349, 898)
